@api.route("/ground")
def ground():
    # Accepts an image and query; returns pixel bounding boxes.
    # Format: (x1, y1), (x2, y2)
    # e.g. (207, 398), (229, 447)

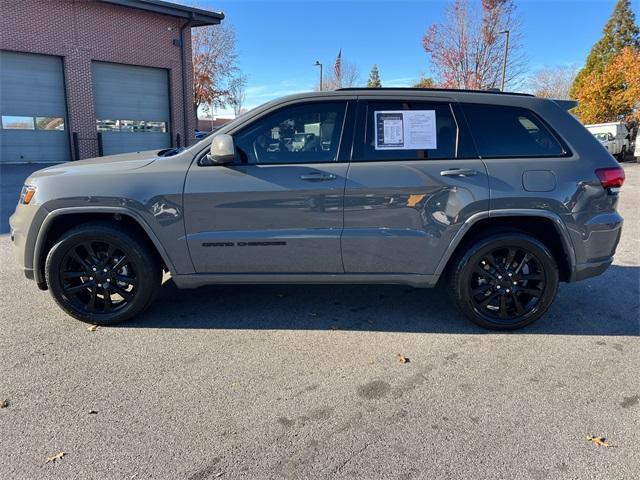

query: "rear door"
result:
(183, 100), (354, 273)
(343, 97), (489, 274)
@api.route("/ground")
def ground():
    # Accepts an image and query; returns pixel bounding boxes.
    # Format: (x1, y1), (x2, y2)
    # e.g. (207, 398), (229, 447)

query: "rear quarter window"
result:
(462, 103), (566, 158)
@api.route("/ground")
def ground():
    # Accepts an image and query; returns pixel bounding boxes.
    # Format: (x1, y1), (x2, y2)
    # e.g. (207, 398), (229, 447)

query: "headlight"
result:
(20, 185), (37, 205)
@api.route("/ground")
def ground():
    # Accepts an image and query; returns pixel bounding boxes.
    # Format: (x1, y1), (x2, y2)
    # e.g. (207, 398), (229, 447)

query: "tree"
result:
(321, 61), (360, 90)
(422, 0), (526, 90)
(192, 22), (242, 117)
(413, 76), (437, 88)
(528, 65), (578, 99)
(227, 75), (247, 117)
(571, 0), (639, 123)
(317, 51), (360, 90)
(572, 47), (640, 124)
(367, 64), (382, 87)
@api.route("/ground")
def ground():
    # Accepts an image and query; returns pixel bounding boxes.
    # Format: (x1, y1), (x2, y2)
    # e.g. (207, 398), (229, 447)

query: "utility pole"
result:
(314, 60), (323, 91)
(499, 30), (510, 91)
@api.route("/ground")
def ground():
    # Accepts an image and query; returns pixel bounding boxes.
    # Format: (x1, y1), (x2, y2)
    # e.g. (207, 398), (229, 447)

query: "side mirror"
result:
(207, 134), (235, 164)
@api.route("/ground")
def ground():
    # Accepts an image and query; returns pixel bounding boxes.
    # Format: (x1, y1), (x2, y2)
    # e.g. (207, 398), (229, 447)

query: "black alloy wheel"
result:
(449, 233), (560, 330)
(45, 222), (161, 325)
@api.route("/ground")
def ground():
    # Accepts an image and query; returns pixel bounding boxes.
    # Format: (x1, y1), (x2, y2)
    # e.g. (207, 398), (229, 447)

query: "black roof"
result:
(99, 0), (224, 26)
(336, 87), (534, 97)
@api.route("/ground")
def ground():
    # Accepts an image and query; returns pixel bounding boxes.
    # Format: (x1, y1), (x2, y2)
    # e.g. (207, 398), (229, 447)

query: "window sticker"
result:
(374, 110), (437, 150)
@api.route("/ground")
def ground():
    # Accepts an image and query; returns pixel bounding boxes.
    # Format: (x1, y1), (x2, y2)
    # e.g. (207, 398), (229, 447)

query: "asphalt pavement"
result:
(0, 164), (638, 480)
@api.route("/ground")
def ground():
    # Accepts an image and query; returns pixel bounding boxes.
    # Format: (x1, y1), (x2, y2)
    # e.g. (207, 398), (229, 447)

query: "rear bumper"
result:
(566, 211), (623, 282)
(572, 258), (613, 282)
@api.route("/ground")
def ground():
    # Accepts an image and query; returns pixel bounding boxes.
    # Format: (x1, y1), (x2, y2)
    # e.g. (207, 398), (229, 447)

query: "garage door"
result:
(92, 62), (171, 156)
(0, 51), (69, 163)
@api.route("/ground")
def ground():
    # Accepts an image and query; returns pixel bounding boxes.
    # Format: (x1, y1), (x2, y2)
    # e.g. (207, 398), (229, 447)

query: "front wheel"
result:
(45, 222), (161, 325)
(448, 233), (559, 330)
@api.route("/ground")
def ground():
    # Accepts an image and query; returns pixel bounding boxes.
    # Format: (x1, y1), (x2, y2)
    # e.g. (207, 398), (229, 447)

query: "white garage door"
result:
(92, 62), (171, 156)
(0, 51), (69, 163)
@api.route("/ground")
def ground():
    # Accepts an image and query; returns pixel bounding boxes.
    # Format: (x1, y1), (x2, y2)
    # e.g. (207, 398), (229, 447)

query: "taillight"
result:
(595, 167), (625, 193)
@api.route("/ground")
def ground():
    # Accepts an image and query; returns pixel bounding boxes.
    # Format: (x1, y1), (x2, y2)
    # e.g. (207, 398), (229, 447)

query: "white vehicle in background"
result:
(593, 132), (617, 156)
(586, 122), (631, 160)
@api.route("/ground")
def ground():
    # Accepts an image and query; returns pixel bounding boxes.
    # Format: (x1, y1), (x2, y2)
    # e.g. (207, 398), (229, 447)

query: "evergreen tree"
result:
(367, 64), (382, 88)
(572, 0), (639, 93)
(571, 0), (640, 123)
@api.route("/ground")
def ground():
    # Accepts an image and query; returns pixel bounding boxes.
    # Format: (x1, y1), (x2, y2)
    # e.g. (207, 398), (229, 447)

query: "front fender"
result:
(32, 206), (181, 288)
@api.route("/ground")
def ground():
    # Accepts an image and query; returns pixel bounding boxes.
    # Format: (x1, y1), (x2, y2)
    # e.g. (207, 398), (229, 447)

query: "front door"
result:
(342, 98), (490, 275)
(184, 100), (353, 273)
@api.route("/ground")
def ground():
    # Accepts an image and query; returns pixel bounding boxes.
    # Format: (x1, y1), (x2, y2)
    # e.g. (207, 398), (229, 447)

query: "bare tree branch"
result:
(527, 65), (579, 99)
(422, 0), (527, 90)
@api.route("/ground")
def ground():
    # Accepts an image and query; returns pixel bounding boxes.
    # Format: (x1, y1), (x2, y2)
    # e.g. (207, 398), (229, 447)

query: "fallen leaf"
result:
(88, 410), (98, 415)
(396, 353), (410, 364)
(0, 399), (8, 408)
(87, 325), (98, 332)
(587, 435), (610, 447)
(46, 451), (65, 463)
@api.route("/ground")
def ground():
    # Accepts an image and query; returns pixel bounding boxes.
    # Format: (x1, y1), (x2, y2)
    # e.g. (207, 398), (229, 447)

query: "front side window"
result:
(233, 101), (346, 164)
(2, 115), (35, 130)
(462, 103), (566, 157)
(355, 101), (463, 161)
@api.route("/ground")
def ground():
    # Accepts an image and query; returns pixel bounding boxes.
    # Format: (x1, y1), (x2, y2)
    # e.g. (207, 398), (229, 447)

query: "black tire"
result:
(45, 222), (161, 325)
(448, 233), (559, 330)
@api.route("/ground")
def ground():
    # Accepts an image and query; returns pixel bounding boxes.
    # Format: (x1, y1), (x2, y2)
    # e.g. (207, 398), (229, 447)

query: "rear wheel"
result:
(45, 223), (161, 325)
(449, 233), (559, 330)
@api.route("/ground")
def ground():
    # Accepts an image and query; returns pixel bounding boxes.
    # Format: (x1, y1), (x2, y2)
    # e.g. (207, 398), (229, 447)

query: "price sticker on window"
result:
(374, 110), (437, 150)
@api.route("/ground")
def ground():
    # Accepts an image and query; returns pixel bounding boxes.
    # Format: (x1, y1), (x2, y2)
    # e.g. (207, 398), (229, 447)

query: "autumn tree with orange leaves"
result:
(192, 22), (244, 118)
(422, 0), (526, 90)
(571, 0), (640, 124)
(572, 47), (640, 124)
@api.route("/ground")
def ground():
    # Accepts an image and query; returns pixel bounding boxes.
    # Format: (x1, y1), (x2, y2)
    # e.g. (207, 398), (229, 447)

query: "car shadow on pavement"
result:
(122, 265), (639, 336)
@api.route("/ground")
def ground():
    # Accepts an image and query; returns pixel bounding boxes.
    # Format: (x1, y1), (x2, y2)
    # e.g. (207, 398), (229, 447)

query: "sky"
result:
(185, 0), (640, 117)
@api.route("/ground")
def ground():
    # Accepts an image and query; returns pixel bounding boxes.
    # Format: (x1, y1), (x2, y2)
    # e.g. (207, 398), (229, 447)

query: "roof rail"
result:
(335, 87), (535, 97)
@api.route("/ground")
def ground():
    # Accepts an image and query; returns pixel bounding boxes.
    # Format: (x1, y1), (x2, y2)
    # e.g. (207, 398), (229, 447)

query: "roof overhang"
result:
(98, 0), (224, 26)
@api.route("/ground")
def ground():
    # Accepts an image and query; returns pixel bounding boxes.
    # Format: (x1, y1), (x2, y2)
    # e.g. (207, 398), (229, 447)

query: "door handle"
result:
(299, 173), (337, 181)
(440, 168), (478, 177)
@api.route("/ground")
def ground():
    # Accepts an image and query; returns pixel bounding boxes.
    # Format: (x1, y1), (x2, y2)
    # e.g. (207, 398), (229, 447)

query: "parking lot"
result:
(0, 164), (638, 480)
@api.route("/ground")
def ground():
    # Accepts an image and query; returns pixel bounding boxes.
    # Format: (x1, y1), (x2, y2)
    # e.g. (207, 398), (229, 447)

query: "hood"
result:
(28, 150), (159, 180)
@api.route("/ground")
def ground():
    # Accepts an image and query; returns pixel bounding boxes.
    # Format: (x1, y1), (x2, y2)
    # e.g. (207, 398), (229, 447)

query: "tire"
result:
(45, 222), (162, 325)
(617, 146), (627, 162)
(448, 233), (559, 330)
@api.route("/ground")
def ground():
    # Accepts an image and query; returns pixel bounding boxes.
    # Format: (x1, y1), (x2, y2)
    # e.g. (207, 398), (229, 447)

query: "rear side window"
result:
(462, 103), (566, 158)
(354, 101), (472, 161)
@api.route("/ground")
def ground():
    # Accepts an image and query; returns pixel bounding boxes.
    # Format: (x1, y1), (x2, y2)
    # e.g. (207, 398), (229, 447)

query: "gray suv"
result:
(10, 88), (626, 329)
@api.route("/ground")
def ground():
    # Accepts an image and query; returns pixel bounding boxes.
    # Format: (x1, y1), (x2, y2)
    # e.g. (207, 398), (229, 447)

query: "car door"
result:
(342, 97), (489, 275)
(183, 100), (354, 273)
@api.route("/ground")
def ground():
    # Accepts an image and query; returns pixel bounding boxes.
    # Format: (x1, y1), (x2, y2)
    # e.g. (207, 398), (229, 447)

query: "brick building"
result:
(0, 0), (223, 162)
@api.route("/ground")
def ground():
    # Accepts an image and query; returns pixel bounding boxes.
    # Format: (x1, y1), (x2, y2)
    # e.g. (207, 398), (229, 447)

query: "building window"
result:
(144, 121), (167, 133)
(36, 117), (65, 130)
(2, 116), (35, 130)
(96, 120), (167, 133)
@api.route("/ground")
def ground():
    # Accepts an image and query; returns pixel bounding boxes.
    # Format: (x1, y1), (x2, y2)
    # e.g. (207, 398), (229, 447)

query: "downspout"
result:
(179, 14), (194, 147)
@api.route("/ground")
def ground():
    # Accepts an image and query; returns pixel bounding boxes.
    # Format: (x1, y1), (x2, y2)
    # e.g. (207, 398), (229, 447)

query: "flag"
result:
(334, 49), (342, 86)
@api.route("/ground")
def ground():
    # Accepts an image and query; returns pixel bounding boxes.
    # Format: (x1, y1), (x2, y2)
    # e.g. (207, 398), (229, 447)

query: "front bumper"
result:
(9, 203), (49, 286)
